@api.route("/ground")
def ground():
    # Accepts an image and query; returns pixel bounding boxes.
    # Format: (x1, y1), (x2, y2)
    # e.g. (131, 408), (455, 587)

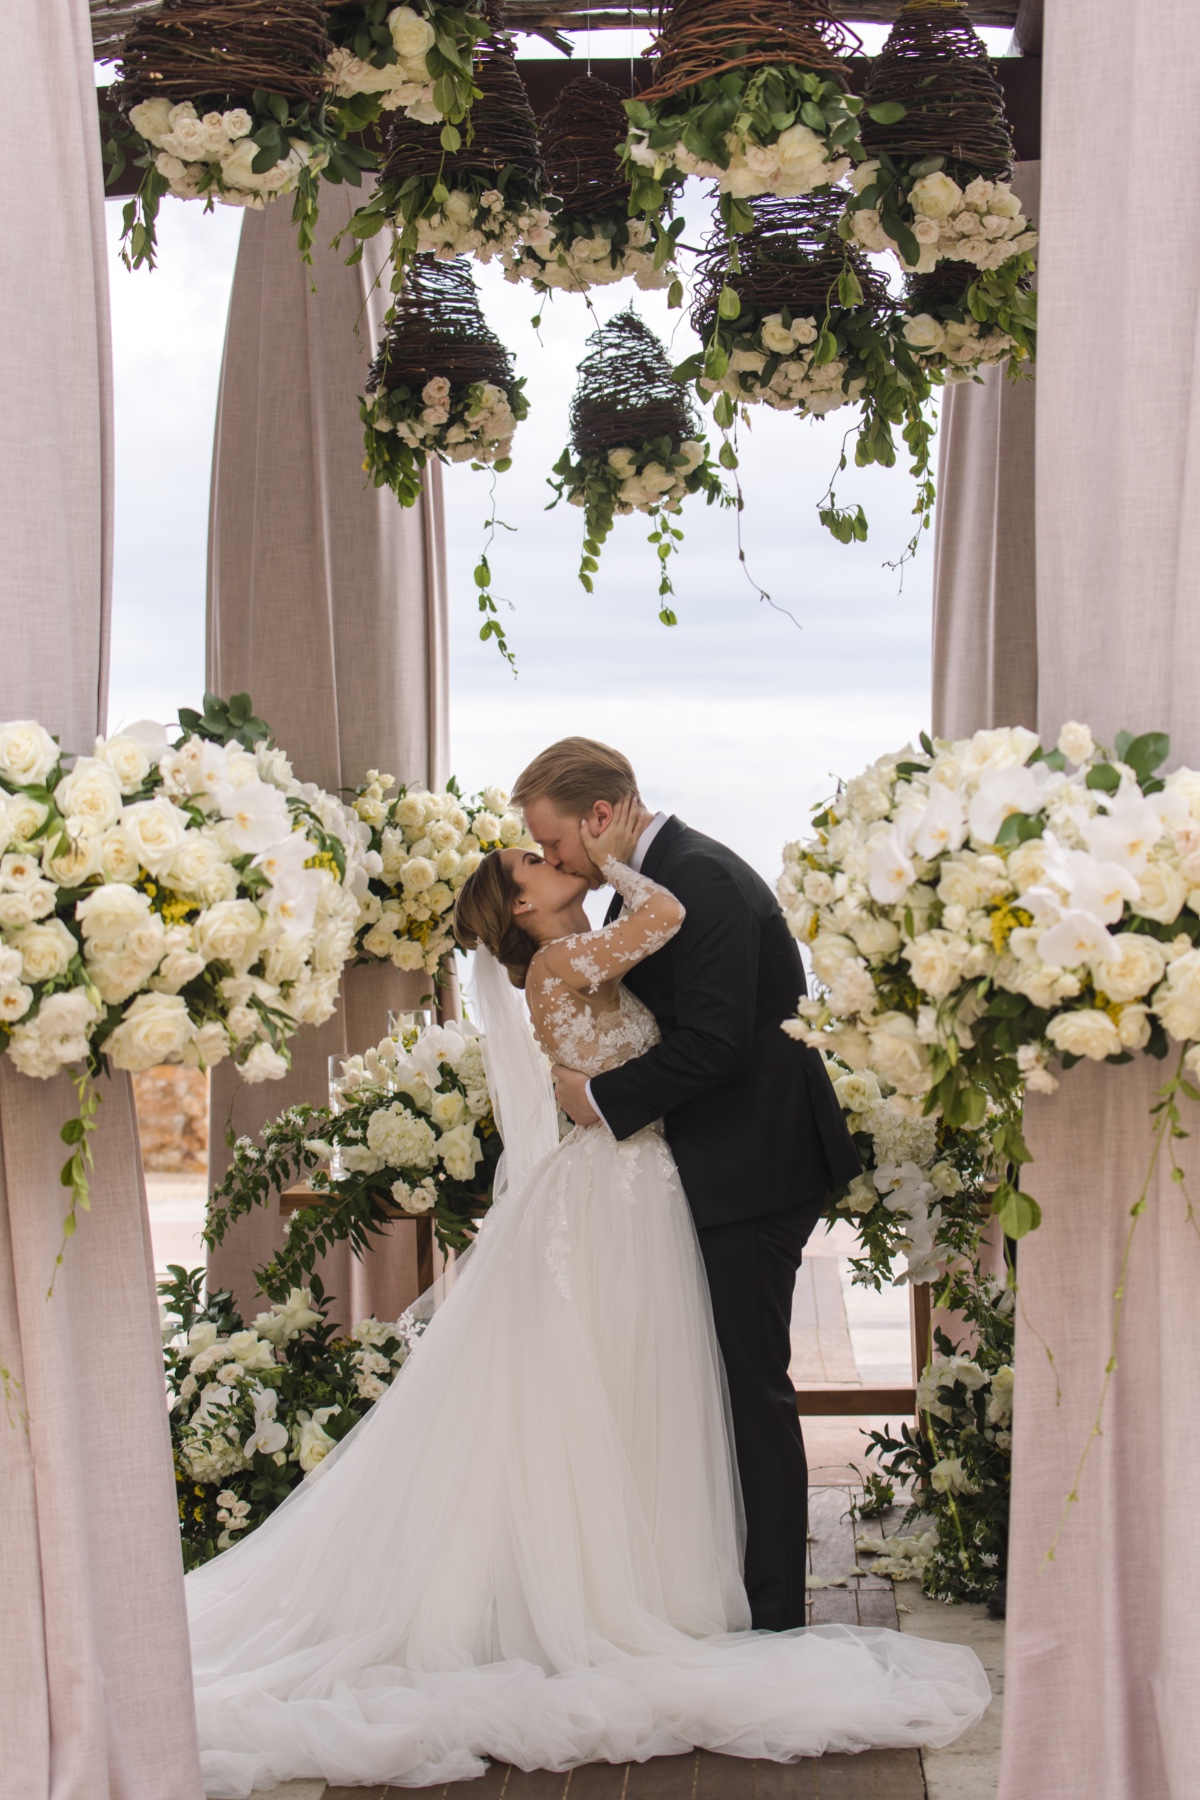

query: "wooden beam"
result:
(795, 1387), (917, 1416)
(502, 1), (1018, 25)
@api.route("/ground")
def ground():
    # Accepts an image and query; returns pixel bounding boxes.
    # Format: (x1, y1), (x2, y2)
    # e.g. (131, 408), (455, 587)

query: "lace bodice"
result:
(526, 860), (684, 1079)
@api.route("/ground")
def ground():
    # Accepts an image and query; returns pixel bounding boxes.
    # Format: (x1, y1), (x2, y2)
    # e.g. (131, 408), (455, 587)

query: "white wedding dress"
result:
(187, 861), (989, 1797)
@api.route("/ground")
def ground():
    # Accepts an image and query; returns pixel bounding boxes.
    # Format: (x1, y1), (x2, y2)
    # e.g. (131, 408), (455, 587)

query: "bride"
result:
(187, 798), (989, 1797)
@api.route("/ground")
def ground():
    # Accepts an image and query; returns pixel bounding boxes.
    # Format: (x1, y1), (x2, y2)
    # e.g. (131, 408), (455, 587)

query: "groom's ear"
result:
(589, 800), (614, 836)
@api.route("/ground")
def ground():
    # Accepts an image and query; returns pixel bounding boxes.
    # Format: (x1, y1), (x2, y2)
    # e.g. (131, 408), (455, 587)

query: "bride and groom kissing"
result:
(186, 737), (989, 1795)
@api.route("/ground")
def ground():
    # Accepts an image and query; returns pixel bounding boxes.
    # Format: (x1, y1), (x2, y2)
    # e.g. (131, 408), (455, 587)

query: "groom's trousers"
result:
(697, 1208), (809, 1632)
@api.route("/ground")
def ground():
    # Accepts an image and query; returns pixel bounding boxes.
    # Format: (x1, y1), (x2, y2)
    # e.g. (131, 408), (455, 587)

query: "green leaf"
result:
(717, 285), (741, 320)
(867, 101), (907, 125)
(837, 266), (863, 308)
(667, 278), (683, 310)
(993, 1181), (1042, 1240)
(1085, 762), (1121, 794)
(799, 101), (826, 131)
(1124, 731), (1171, 780)
(440, 123), (461, 152)
(718, 441), (738, 470)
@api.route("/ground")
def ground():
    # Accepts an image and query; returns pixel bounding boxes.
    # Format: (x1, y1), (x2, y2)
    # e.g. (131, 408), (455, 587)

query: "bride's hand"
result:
(582, 794), (642, 869)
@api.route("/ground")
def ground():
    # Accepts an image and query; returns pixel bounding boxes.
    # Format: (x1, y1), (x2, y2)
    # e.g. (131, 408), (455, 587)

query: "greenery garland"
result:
(324, 0), (484, 133)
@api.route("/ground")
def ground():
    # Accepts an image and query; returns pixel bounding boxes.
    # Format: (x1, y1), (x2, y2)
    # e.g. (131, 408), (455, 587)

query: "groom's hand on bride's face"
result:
(553, 1065), (600, 1127)
(522, 797), (610, 889)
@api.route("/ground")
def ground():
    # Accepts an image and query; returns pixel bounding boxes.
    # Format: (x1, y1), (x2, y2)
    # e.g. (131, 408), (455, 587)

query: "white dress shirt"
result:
(584, 812), (668, 1129)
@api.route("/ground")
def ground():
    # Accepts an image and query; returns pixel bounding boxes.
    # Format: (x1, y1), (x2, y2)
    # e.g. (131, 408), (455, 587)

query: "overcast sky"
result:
(103, 25), (1013, 885)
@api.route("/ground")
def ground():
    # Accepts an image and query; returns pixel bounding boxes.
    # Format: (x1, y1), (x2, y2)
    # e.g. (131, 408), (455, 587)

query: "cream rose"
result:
(194, 900), (263, 970)
(1056, 721), (1095, 766)
(119, 797), (191, 876)
(909, 171), (964, 220)
(12, 919), (76, 984)
(867, 1012), (932, 1096)
(439, 1122), (483, 1180)
(0, 720), (60, 787)
(55, 758), (123, 836)
(105, 992), (193, 1071)
(903, 929), (967, 1000)
(1132, 860), (1187, 925)
(391, 938), (426, 972)
(241, 1041), (290, 1082)
(75, 882), (154, 950)
(1092, 932), (1166, 1004)
(901, 313), (947, 352)
(1046, 1008), (1122, 1061)
(95, 733), (153, 794)
(430, 1089), (467, 1130)
(6, 794), (49, 842)
(42, 833), (102, 886)
(165, 832), (229, 899)
(1152, 950), (1200, 1041)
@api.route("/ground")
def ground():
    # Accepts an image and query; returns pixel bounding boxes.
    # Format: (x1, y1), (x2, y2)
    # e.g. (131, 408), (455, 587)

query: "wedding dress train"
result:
(187, 862), (989, 1796)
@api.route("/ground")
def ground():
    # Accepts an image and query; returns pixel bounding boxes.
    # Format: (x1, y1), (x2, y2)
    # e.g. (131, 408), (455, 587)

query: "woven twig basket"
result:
(367, 255), (516, 393)
(381, 35), (541, 186)
(118, 0), (331, 106)
(638, 0), (854, 104)
(539, 74), (631, 217)
(570, 311), (697, 455)
(691, 192), (890, 339)
(859, 0), (1013, 174)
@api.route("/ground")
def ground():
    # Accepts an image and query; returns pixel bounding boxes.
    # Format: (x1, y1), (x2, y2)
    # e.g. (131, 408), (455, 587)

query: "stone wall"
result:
(132, 1066), (209, 1173)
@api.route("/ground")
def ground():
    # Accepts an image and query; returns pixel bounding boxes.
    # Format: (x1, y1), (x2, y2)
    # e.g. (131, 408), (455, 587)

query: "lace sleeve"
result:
(540, 859), (685, 994)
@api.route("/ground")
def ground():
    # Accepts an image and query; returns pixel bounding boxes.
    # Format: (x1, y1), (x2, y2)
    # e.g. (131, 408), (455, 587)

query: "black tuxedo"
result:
(590, 817), (860, 1629)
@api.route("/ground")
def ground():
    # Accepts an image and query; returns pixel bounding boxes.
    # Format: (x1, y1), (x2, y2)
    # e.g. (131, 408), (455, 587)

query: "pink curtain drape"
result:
(997, 8), (1200, 1797)
(205, 186), (450, 1327)
(0, 4), (202, 1795)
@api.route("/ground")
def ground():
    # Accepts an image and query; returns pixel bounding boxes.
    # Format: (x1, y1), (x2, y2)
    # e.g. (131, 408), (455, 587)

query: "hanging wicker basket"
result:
(622, 0), (862, 222)
(509, 74), (677, 295)
(550, 311), (729, 623)
(858, 0), (1013, 175)
(900, 257), (1036, 377)
(108, 0), (346, 268)
(687, 194), (891, 425)
(362, 254), (527, 507)
(365, 34), (547, 274)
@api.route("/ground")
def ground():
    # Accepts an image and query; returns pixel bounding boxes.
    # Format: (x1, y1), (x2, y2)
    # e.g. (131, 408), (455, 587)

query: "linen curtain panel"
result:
(0, 4), (203, 1796)
(998, 9), (1200, 1796)
(933, 13), (1200, 1794)
(205, 187), (451, 1326)
(931, 162), (1039, 740)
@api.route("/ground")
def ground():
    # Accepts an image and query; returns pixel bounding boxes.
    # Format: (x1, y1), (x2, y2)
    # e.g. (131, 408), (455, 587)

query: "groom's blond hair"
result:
(512, 737), (639, 817)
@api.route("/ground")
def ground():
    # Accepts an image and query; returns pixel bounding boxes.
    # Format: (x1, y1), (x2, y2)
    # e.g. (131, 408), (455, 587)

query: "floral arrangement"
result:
(350, 775), (533, 977)
(505, 75), (681, 301)
(363, 373), (526, 493)
(844, 163), (1037, 281)
(204, 1016), (503, 1278)
(104, 1), (376, 269)
(861, 1272), (1013, 1603)
(324, 0), (483, 131)
(812, 1060), (1000, 1290)
(342, 40), (548, 282)
(548, 437), (728, 623)
(626, 71), (858, 224)
(0, 695), (369, 1254)
(551, 309), (732, 625)
(778, 720), (1200, 1240)
(161, 1265), (419, 1570)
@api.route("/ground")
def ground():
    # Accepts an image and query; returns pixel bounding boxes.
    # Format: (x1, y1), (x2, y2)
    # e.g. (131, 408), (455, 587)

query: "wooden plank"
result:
(796, 1388), (916, 1416)
(505, 0), (1016, 24)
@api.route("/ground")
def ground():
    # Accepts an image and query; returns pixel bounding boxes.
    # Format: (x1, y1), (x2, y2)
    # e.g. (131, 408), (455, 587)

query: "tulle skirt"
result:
(187, 1125), (990, 1796)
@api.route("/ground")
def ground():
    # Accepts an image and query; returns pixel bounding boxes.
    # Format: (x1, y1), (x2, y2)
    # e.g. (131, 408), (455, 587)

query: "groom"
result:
(512, 738), (861, 1631)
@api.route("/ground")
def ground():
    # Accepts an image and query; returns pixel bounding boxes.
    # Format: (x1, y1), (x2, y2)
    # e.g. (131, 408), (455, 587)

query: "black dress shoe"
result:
(985, 1579), (1006, 1620)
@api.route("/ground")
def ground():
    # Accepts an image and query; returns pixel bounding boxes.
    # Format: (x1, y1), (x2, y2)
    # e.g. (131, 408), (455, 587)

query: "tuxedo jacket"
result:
(589, 817), (861, 1233)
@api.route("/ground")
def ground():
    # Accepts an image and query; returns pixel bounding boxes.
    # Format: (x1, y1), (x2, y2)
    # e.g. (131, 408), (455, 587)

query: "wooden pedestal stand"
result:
(279, 1184), (437, 1292)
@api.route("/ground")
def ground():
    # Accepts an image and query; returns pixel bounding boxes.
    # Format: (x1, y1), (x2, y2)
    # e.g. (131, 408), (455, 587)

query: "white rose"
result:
(392, 938), (426, 972)
(1093, 932), (1166, 1004)
(901, 313), (946, 353)
(54, 758), (123, 836)
(94, 732), (152, 794)
(909, 172), (964, 220)
(12, 919), (76, 984)
(430, 1089), (466, 1130)
(1056, 721), (1095, 766)
(867, 1012), (933, 1096)
(832, 1070), (882, 1114)
(296, 1405), (341, 1473)
(759, 315), (797, 356)
(904, 929), (969, 1000)
(75, 882), (154, 950)
(439, 1121), (483, 1181)
(929, 1456), (979, 1496)
(1115, 1003), (1152, 1050)
(184, 1020), (230, 1070)
(241, 1041), (290, 1082)
(42, 832), (102, 886)
(401, 856), (436, 893)
(119, 797), (190, 876)
(1132, 861), (1187, 926)
(6, 987), (99, 1077)
(194, 900), (263, 970)
(6, 795), (49, 842)
(1046, 1008), (1122, 1061)
(0, 720), (60, 787)
(388, 3), (436, 58)
(1152, 950), (1200, 1041)
(811, 933), (859, 986)
(128, 97), (174, 145)
(848, 915), (903, 960)
(0, 982), (34, 1023)
(105, 992), (194, 1071)
(165, 832), (228, 899)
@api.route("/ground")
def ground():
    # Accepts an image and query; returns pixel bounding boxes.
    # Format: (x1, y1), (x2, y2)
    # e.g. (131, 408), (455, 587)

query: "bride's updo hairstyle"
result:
(453, 850), (538, 989)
